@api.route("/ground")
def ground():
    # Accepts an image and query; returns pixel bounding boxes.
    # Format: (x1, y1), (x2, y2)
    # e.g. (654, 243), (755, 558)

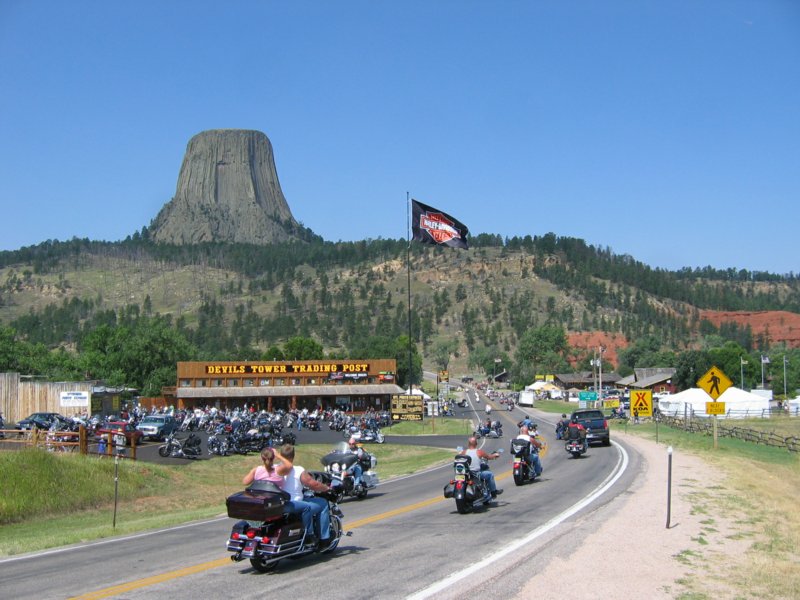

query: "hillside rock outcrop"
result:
(149, 129), (309, 245)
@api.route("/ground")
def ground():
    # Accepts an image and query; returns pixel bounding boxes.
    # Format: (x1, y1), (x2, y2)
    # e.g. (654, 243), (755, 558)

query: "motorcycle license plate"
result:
(455, 474), (466, 481)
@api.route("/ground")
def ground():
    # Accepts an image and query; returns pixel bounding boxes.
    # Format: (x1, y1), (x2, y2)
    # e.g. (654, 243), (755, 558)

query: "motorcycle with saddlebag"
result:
(443, 449), (502, 514)
(510, 438), (537, 485)
(320, 442), (378, 501)
(226, 478), (345, 572)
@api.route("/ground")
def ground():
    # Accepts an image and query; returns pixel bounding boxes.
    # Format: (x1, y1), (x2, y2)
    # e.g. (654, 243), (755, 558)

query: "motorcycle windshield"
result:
(321, 452), (358, 468)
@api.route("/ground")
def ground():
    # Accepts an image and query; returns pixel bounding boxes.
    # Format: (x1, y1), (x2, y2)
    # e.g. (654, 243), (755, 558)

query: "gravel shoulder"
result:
(514, 430), (750, 600)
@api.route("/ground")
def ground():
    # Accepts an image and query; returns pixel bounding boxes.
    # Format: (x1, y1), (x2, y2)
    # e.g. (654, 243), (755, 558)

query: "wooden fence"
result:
(0, 426), (138, 459)
(658, 414), (800, 453)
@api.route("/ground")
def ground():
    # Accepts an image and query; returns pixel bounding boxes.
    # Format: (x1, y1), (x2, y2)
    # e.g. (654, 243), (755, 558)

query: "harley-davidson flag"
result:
(411, 199), (469, 249)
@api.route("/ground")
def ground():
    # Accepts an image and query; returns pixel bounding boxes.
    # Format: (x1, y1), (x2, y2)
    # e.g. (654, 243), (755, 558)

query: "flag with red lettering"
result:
(411, 199), (469, 249)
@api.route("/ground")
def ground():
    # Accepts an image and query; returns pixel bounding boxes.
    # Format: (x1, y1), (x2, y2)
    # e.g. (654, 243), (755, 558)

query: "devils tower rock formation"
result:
(149, 129), (311, 245)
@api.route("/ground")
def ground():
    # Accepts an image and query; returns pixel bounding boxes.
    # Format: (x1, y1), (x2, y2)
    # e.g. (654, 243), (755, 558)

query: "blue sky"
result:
(1, 1), (798, 274)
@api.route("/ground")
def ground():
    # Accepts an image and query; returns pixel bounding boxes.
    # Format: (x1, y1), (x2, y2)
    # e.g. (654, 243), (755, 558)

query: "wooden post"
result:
(713, 415), (718, 449)
(79, 425), (88, 455)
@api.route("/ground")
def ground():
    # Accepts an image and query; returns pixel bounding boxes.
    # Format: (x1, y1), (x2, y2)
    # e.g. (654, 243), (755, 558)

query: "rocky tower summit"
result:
(149, 129), (307, 245)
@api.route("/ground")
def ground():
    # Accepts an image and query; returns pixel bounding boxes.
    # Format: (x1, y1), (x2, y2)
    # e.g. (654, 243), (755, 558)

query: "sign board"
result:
(630, 389), (653, 417)
(697, 365), (733, 400)
(603, 398), (620, 409)
(391, 394), (424, 422)
(60, 391), (90, 408)
(438, 370), (449, 382)
(706, 402), (726, 415)
(579, 391), (597, 402)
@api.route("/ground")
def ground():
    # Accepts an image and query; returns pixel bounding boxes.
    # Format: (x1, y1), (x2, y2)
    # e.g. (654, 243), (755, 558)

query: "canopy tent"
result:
(403, 387), (432, 400)
(658, 387), (770, 419)
(788, 397), (800, 417)
(526, 381), (558, 392)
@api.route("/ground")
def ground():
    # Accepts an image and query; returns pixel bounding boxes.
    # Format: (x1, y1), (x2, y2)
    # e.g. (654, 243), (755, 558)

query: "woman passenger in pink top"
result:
(242, 446), (292, 486)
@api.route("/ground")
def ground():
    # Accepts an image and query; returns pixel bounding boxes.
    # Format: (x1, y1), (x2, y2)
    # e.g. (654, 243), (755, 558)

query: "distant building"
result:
(167, 359), (403, 413)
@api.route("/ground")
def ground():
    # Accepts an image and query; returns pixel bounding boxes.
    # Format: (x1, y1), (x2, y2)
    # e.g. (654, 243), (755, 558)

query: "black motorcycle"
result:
(510, 438), (537, 485)
(207, 426), (230, 456)
(226, 479), (345, 573)
(158, 432), (203, 459)
(443, 452), (499, 514)
(320, 443), (378, 501)
(565, 437), (587, 458)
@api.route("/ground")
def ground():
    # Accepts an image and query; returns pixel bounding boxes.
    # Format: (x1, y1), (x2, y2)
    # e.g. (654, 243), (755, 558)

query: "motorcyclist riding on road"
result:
(460, 437), (503, 499)
(566, 416), (588, 452)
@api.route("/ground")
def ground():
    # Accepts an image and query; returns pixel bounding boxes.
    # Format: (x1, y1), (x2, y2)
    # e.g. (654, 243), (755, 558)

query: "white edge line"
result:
(407, 440), (630, 600)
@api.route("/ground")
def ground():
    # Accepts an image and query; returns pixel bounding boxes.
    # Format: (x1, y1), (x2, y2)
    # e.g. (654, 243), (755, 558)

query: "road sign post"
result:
(697, 365), (732, 450)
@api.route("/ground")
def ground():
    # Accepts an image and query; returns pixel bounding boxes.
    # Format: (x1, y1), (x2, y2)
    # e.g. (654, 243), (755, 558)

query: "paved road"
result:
(0, 389), (635, 599)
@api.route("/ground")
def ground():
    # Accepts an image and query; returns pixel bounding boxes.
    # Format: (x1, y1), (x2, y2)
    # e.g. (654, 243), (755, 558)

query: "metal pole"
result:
(666, 446), (673, 528)
(406, 192), (413, 391)
(740, 358), (745, 389)
(784, 357), (788, 404)
(113, 454), (120, 528)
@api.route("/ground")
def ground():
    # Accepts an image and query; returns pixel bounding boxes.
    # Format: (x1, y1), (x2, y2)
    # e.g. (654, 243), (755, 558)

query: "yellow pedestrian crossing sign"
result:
(630, 389), (652, 417)
(697, 365), (733, 400)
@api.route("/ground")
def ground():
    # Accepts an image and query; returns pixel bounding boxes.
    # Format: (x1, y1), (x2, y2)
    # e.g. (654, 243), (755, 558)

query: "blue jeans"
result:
(288, 497), (330, 540)
(530, 452), (543, 476)
(349, 463), (363, 486)
(475, 470), (497, 495)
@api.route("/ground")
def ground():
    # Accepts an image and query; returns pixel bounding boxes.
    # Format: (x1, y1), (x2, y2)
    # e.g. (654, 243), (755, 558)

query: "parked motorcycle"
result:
(443, 450), (501, 514)
(565, 437), (587, 458)
(320, 442), (378, 500)
(226, 479), (345, 572)
(510, 438), (537, 485)
(207, 427), (230, 456)
(345, 426), (385, 444)
(158, 432), (203, 459)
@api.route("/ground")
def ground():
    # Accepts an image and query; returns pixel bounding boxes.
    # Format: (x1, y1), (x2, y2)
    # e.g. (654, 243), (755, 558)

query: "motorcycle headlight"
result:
(331, 463), (340, 473)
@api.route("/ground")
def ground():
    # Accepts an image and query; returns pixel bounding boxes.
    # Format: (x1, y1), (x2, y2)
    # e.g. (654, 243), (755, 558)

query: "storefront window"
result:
(260, 379), (271, 386)
(228, 379), (239, 386)
(291, 378), (301, 386)
(275, 378), (285, 386)
(212, 379), (223, 387)
(196, 379), (207, 387)
(180, 379), (191, 387)
(244, 379), (254, 387)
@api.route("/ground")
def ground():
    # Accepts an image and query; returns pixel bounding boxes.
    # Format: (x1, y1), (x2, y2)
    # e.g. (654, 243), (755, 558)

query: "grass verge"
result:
(0, 443), (453, 556)
(623, 421), (800, 599)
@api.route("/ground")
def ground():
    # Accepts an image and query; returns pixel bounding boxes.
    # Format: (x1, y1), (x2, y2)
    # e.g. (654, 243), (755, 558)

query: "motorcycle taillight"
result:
(246, 529), (257, 539)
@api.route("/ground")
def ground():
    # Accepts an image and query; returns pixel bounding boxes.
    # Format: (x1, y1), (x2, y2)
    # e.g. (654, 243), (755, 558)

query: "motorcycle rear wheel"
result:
(455, 497), (470, 514)
(249, 557), (279, 573)
(513, 471), (523, 486)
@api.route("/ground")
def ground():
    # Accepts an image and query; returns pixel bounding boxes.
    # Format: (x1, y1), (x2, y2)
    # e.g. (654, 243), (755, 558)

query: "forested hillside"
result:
(1, 233), (799, 396)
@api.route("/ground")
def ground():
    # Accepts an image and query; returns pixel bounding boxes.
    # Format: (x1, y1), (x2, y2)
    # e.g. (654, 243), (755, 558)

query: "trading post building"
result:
(169, 359), (404, 413)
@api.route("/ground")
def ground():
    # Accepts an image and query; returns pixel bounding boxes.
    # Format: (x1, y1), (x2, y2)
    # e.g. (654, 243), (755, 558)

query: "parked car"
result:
(136, 415), (179, 441)
(15, 412), (65, 431)
(95, 421), (144, 446)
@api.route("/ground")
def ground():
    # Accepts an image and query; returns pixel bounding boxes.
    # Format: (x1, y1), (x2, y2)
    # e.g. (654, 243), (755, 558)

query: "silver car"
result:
(136, 415), (178, 441)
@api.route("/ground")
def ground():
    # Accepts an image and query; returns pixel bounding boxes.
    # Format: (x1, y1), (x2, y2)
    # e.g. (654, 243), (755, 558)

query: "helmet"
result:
(571, 416), (578, 424)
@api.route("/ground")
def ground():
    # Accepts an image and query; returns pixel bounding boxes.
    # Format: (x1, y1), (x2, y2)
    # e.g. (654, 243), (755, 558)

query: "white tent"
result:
(658, 387), (770, 419)
(787, 397), (800, 417)
(527, 381), (558, 391)
(404, 387), (431, 400)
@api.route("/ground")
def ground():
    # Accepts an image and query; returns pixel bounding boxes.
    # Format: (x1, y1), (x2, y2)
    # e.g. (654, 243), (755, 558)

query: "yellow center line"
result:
(70, 468), (517, 599)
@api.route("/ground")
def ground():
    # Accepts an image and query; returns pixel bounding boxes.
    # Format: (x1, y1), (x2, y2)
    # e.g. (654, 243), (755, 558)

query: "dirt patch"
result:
(567, 331), (629, 366)
(700, 310), (800, 349)
(515, 432), (754, 599)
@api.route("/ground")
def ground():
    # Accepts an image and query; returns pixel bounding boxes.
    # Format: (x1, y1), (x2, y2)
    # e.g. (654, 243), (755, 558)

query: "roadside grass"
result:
(0, 443), (453, 556)
(388, 418), (473, 436)
(624, 421), (800, 600)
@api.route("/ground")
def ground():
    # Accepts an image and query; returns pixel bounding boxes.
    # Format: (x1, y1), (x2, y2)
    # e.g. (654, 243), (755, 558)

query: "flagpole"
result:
(406, 192), (413, 393)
